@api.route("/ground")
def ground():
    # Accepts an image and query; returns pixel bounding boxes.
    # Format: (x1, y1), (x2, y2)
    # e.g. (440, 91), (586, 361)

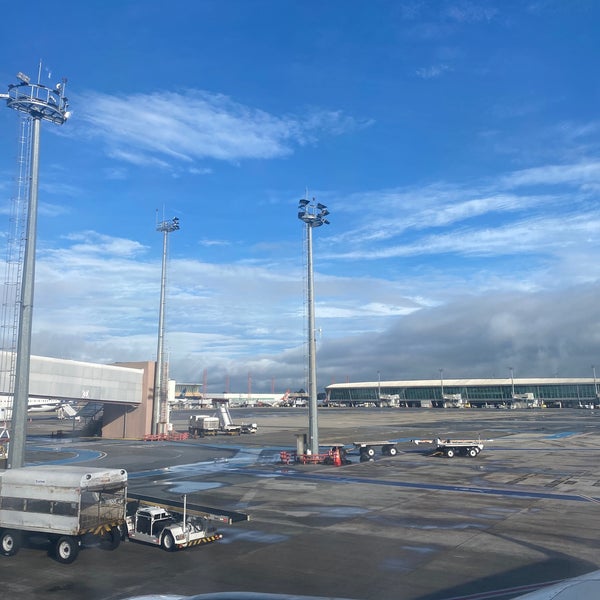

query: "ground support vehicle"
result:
(0, 466), (127, 563)
(188, 408), (258, 436)
(413, 438), (484, 458)
(353, 440), (399, 460)
(124, 494), (249, 551)
(188, 415), (220, 437)
(217, 404), (257, 435)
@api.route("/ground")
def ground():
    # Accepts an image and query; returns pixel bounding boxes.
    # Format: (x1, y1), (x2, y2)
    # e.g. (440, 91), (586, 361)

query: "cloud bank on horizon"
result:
(1, 1), (600, 393)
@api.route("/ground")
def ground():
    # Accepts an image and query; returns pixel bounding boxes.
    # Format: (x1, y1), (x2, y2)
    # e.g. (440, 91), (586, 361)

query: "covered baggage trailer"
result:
(188, 415), (220, 437)
(0, 465), (127, 563)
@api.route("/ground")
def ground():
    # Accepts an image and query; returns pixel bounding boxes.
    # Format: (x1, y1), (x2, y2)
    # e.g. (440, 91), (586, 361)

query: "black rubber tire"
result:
(119, 523), (128, 541)
(54, 536), (80, 564)
(365, 446), (376, 458)
(468, 448), (478, 457)
(101, 526), (122, 550)
(446, 448), (455, 458)
(161, 531), (176, 552)
(387, 446), (398, 456)
(0, 529), (21, 557)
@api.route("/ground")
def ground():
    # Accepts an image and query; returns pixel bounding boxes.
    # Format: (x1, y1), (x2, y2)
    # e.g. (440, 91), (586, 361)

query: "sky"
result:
(1, 0), (600, 394)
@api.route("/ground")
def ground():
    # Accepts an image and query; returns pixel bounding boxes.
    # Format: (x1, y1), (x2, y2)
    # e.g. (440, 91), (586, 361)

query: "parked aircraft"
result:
(120, 570), (600, 599)
(513, 569), (600, 599)
(0, 395), (66, 418)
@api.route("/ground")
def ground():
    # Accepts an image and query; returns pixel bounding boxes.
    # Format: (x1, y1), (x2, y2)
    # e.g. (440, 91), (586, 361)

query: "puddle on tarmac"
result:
(154, 448), (265, 478)
(380, 547), (435, 573)
(304, 506), (369, 517)
(166, 481), (222, 493)
(405, 521), (487, 530)
(367, 514), (487, 530)
(401, 545), (435, 554)
(219, 527), (288, 544)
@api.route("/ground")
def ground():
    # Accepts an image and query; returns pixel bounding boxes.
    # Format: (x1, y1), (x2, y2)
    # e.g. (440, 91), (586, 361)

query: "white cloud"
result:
(503, 161), (600, 188)
(14, 154), (600, 392)
(72, 90), (366, 168)
(415, 64), (451, 79)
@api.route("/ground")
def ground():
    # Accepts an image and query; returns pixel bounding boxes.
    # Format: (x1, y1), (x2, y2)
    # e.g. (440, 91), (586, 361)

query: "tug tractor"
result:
(124, 505), (223, 551)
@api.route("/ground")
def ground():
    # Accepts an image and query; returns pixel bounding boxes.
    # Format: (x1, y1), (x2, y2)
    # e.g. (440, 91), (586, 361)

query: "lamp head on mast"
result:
(298, 198), (330, 227)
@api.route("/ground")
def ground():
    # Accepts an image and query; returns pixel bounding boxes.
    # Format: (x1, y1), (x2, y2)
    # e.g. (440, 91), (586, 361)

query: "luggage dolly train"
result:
(280, 437), (486, 466)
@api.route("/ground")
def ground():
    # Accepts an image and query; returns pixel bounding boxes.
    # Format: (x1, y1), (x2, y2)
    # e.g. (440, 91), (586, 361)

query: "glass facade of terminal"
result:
(326, 382), (599, 407)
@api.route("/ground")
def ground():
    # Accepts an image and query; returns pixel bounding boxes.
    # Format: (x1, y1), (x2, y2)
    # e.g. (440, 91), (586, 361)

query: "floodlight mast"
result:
(4, 70), (70, 468)
(154, 217), (180, 435)
(297, 197), (330, 455)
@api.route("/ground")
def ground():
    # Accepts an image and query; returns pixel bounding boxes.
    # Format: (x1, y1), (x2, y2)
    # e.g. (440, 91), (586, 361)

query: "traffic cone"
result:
(333, 448), (341, 466)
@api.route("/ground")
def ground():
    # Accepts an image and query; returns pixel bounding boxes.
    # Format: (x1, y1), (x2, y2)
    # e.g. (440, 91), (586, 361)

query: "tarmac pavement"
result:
(1, 407), (600, 600)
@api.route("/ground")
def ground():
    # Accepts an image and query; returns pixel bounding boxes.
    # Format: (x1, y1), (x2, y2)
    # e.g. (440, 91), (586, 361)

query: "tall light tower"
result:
(3, 70), (70, 468)
(154, 216), (179, 434)
(298, 197), (330, 455)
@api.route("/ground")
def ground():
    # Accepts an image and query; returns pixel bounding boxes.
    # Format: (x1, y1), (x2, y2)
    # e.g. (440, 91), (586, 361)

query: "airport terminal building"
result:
(325, 377), (600, 409)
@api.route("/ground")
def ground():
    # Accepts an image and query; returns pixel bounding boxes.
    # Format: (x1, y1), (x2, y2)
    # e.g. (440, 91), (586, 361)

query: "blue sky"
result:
(1, 0), (600, 393)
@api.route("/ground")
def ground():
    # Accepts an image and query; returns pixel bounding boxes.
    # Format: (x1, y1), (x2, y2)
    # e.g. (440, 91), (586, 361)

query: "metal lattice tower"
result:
(154, 216), (179, 435)
(2, 68), (70, 468)
(0, 117), (31, 416)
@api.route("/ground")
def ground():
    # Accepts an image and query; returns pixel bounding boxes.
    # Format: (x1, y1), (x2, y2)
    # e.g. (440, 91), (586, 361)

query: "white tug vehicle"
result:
(123, 493), (249, 551)
(125, 498), (224, 551)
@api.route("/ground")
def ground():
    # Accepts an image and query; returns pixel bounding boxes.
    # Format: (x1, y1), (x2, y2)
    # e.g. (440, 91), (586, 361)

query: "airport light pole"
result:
(3, 70), (70, 468)
(154, 216), (179, 435)
(298, 197), (330, 455)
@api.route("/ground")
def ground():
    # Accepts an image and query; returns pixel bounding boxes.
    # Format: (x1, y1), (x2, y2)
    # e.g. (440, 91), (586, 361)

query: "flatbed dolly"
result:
(413, 438), (484, 458)
(352, 440), (399, 459)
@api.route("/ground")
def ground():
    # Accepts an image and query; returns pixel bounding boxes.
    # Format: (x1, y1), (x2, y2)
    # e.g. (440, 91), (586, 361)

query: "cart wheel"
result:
(365, 446), (376, 457)
(468, 448), (478, 457)
(0, 529), (21, 557)
(101, 526), (122, 550)
(54, 536), (80, 564)
(161, 531), (176, 552)
(445, 448), (455, 458)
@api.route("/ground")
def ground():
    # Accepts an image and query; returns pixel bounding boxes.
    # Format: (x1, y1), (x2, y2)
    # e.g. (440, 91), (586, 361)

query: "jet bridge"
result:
(0, 352), (152, 438)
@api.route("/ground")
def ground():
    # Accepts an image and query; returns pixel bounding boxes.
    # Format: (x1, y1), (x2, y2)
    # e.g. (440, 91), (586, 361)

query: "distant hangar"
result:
(325, 377), (600, 408)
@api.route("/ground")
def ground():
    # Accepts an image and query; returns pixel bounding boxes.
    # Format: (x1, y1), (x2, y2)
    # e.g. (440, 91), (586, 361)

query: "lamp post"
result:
(3, 70), (70, 468)
(509, 366), (515, 399)
(154, 216), (179, 434)
(298, 197), (330, 455)
(439, 368), (444, 402)
(592, 365), (598, 401)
